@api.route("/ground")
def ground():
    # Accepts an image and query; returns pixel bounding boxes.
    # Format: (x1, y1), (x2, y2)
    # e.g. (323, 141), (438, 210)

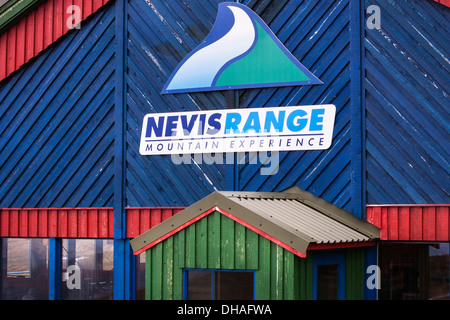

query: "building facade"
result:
(0, 0), (448, 300)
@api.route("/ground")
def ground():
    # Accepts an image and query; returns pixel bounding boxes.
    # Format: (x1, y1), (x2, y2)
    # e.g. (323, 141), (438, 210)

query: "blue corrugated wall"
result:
(0, 0), (448, 215)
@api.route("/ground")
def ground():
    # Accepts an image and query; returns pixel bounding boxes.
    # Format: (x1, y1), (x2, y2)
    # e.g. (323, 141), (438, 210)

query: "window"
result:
(61, 239), (114, 300)
(1, 238), (49, 300)
(184, 269), (254, 300)
(317, 264), (339, 300)
(379, 243), (449, 300)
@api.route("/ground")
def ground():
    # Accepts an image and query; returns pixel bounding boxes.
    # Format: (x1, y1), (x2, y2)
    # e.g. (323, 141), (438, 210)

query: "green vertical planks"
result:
(270, 243), (284, 299)
(220, 213), (235, 269)
(207, 211), (220, 269)
(173, 231), (184, 300)
(295, 256), (313, 300)
(195, 217), (207, 269)
(143, 211), (368, 300)
(145, 245), (151, 300)
(283, 250), (295, 300)
(345, 247), (365, 300)
(255, 236), (271, 299)
(234, 223), (246, 270)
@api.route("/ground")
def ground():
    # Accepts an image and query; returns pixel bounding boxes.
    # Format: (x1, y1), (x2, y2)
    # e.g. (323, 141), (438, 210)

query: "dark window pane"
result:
(379, 244), (421, 300)
(187, 270), (212, 300)
(429, 243), (449, 300)
(317, 264), (338, 300)
(1, 238), (49, 300)
(379, 243), (450, 300)
(215, 271), (253, 300)
(186, 270), (254, 300)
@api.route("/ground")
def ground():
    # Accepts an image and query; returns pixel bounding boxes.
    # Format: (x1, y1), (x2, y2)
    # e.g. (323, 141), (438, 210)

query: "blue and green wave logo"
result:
(162, 2), (322, 94)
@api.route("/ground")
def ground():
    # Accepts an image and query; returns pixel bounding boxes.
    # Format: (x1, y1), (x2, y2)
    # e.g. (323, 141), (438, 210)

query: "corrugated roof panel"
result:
(131, 189), (380, 257)
(227, 196), (370, 244)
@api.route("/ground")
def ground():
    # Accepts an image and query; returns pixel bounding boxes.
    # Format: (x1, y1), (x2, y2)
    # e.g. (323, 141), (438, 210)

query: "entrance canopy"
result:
(131, 187), (380, 257)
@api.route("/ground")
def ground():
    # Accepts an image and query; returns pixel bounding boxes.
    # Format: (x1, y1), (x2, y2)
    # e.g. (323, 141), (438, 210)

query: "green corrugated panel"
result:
(144, 211), (313, 300)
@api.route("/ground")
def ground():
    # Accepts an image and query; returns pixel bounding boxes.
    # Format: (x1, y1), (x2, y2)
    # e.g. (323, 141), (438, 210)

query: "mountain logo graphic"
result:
(161, 2), (322, 94)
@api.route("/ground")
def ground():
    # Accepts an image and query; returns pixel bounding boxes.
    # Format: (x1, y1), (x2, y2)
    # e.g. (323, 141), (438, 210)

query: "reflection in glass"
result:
(61, 239), (114, 300)
(186, 270), (254, 300)
(1, 238), (49, 300)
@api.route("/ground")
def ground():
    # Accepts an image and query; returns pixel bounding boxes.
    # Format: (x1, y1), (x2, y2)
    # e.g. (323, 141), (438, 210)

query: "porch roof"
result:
(130, 187), (380, 257)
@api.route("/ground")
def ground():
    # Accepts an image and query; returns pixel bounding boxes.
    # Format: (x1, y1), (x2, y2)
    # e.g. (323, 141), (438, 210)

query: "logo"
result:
(161, 2), (322, 94)
(140, 105), (336, 155)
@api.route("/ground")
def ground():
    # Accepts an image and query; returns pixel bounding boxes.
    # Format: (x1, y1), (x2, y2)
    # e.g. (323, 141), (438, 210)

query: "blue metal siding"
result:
(0, 4), (116, 208)
(364, 0), (449, 204)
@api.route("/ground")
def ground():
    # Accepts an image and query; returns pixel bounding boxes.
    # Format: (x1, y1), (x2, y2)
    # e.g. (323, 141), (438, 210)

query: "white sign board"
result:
(140, 105), (336, 155)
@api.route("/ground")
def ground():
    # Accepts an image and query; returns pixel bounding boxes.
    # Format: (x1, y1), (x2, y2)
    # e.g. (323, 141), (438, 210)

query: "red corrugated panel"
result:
(0, 0), (111, 82)
(367, 205), (450, 241)
(0, 207), (184, 239)
(126, 207), (185, 238)
(0, 208), (114, 238)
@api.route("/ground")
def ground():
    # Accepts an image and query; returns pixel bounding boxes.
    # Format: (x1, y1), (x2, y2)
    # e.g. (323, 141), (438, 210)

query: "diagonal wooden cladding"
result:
(364, 0), (449, 204)
(125, 0), (356, 212)
(0, 5), (116, 208)
(1, 0), (446, 215)
(126, 0), (226, 207)
(236, 0), (354, 212)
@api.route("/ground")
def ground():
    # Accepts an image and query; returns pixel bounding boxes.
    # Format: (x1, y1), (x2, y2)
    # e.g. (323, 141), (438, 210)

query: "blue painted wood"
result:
(113, 0), (127, 300)
(0, 4), (116, 208)
(364, 245), (378, 300)
(125, 239), (136, 300)
(349, 0), (365, 219)
(114, 0), (126, 241)
(312, 251), (346, 300)
(0, 0), (448, 215)
(364, 0), (449, 204)
(235, 0), (355, 213)
(49, 238), (62, 300)
(125, 0), (226, 207)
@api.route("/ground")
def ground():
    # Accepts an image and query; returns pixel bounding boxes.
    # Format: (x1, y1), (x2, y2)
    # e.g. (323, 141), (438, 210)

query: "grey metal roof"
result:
(130, 187), (380, 257)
